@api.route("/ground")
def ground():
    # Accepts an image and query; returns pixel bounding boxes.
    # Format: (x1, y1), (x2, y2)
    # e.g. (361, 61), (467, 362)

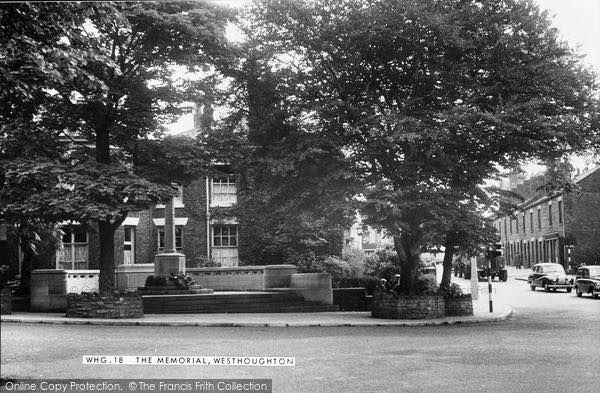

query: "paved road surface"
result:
(1, 273), (598, 393)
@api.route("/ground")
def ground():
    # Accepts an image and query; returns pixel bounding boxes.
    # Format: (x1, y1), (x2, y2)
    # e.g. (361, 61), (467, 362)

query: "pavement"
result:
(509, 266), (532, 281)
(1, 295), (512, 328)
(1, 264), (525, 327)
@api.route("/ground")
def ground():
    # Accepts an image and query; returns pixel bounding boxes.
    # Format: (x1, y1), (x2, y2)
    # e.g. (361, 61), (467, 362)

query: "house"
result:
(495, 165), (600, 269)
(55, 164), (240, 272)
(3, 124), (240, 277)
(343, 217), (394, 257)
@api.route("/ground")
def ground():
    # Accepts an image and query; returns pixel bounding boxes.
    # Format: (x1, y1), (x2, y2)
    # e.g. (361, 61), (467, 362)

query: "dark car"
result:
(528, 263), (573, 292)
(574, 265), (600, 299)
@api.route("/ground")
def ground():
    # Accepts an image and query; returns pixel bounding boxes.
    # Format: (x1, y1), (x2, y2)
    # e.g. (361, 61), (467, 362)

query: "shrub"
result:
(416, 273), (438, 294)
(363, 247), (400, 280)
(291, 252), (353, 278)
(144, 275), (167, 287)
(333, 276), (381, 295)
(441, 283), (465, 298)
(341, 248), (367, 276)
(188, 255), (221, 268)
(0, 265), (10, 290)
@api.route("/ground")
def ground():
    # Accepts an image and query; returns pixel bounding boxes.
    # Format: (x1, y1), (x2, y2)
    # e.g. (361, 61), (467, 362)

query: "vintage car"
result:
(574, 265), (600, 299)
(528, 263), (573, 292)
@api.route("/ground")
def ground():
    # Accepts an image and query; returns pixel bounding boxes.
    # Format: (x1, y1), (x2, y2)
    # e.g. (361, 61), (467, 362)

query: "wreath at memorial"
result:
(169, 272), (196, 288)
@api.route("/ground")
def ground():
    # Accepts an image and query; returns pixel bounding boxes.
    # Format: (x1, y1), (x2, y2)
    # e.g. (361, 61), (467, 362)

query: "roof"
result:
(171, 128), (198, 138)
(508, 165), (600, 212)
(573, 165), (600, 184)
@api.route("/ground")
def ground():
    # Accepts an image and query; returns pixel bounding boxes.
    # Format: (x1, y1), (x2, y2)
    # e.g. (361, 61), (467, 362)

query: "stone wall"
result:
(290, 273), (333, 305)
(370, 294), (446, 319)
(31, 269), (100, 311)
(66, 292), (143, 319)
(444, 295), (473, 316)
(116, 264), (154, 290)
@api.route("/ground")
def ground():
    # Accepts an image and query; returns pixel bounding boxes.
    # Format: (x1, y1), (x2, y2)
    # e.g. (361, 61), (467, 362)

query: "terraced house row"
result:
(495, 166), (600, 270)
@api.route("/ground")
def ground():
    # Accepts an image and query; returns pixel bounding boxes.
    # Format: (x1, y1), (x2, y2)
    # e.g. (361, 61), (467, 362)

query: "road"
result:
(1, 272), (598, 393)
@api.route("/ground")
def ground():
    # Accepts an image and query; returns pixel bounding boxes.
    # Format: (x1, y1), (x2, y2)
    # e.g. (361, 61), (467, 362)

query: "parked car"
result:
(528, 263), (573, 292)
(573, 265), (600, 299)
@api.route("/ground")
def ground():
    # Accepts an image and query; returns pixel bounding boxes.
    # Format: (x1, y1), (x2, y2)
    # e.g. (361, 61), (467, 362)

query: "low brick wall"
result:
(66, 292), (144, 319)
(444, 295), (473, 316)
(0, 288), (11, 315)
(370, 294), (445, 319)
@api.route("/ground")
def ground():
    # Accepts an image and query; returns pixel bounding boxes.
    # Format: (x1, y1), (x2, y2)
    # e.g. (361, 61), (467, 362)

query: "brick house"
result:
(495, 166), (600, 269)
(54, 171), (240, 272)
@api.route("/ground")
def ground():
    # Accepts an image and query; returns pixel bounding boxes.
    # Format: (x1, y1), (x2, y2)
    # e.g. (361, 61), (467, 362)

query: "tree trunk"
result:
(97, 221), (116, 296)
(439, 238), (455, 291)
(394, 232), (421, 294)
(94, 119), (121, 296)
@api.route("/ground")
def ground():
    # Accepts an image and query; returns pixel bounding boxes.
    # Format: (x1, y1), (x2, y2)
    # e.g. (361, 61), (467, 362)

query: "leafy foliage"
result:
(363, 248), (401, 280)
(441, 283), (465, 299)
(1, 2), (232, 294)
(219, 60), (359, 265)
(244, 0), (599, 293)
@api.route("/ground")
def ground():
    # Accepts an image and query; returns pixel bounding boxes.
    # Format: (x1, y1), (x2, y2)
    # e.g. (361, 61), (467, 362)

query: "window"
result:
(211, 177), (237, 207)
(581, 269), (589, 279)
(537, 208), (541, 230)
(509, 218), (513, 234)
(124, 226), (135, 264)
(530, 211), (533, 232)
(57, 226), (88, 270)
(548, 203), (553, 226)
(213, 225), (238, 247)
(158, 226), (183, 251)
(558, 200), (563, 225)
(522, 214), (526, 233)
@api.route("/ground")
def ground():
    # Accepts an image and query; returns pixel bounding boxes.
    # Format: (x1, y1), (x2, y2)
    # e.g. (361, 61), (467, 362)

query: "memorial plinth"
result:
(154, 253), (186, 277)
(154, 196), (186, 277)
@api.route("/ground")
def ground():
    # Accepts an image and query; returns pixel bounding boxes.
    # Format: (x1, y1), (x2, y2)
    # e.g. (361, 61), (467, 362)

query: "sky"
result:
(536, 0), (600, 73)
(167, 0), (600, 172)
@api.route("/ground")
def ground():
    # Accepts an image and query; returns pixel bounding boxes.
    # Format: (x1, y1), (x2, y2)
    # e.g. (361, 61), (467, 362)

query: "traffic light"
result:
(490, 243), (502, 258)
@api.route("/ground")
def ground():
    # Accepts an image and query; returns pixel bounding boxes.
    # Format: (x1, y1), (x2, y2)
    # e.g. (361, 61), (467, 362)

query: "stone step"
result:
(143, 304), (339, 314)
(138, 288), (214, 295)
(141, 291), (338, 314)
(142, 292), (305, 303)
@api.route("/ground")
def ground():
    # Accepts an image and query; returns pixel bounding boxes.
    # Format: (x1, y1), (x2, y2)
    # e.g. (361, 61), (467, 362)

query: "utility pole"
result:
(487, 246), (493, 313)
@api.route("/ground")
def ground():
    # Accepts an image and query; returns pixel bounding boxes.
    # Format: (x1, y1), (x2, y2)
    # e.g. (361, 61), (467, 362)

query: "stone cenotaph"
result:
(153, 196), (185, 277)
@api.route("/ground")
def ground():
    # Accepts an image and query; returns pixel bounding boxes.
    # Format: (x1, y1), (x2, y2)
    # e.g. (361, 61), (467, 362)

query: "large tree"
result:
(217, 56), (359, 265)
(0, 2), (231, 294)
(245, 0), (599, 293)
